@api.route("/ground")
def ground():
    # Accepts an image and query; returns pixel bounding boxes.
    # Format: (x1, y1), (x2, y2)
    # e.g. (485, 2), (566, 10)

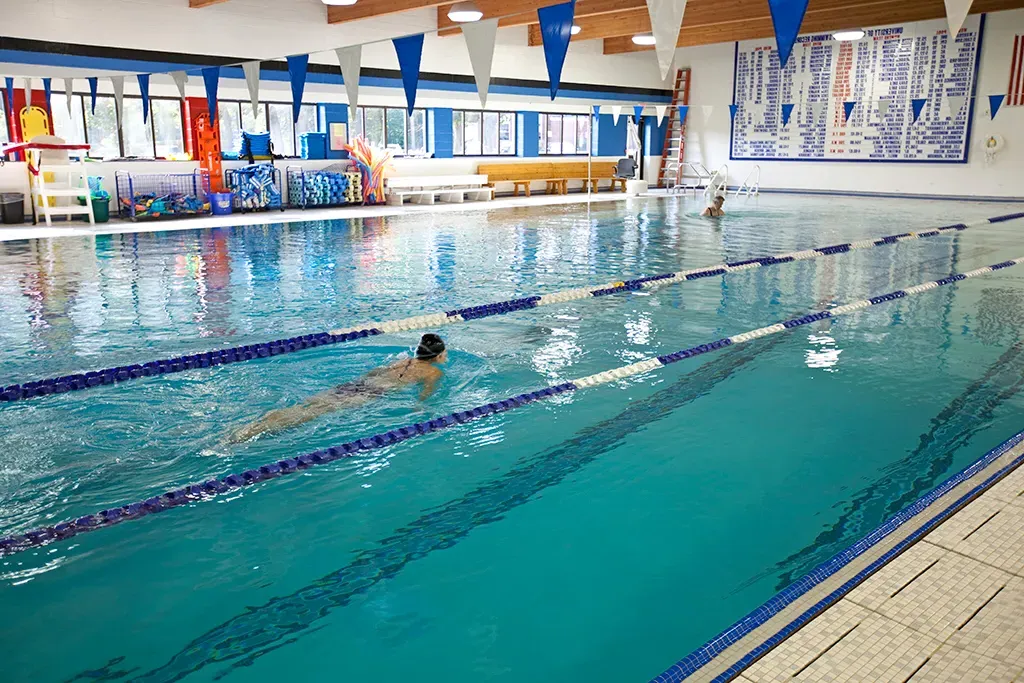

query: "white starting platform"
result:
(385, 175), (494, 206)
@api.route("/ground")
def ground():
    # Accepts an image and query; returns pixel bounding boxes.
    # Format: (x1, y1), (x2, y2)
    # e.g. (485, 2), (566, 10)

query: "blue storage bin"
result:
(300, 132), (327, 160)
(210, 192), (234, 215)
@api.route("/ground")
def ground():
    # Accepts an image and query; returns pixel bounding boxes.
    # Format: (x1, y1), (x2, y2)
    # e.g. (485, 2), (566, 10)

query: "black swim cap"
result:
(415, 334), (446, 360)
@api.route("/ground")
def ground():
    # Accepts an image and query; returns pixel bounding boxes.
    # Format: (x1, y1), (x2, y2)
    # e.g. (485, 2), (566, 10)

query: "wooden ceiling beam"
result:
(328, 0), (448, 24)
(527, 8), (649, 44)
(437, 0), (645, 35)
(189, 0), (230, 7)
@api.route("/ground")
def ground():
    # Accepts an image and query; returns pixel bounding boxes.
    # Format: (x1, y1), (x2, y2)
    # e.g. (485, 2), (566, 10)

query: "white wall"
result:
(677, 9), (1024, 199)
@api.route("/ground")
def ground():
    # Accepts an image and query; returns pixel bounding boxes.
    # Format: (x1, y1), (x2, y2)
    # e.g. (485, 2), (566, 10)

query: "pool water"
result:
(2, 194), (1024, 682)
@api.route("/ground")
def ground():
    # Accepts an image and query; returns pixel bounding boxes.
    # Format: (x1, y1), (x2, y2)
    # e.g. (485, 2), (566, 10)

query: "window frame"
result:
(538, 112), (592, 157)
(348, 105), (428, 156)
(216, 99), (319, 158)
(451, 109), (516, 157)
(53, 90), (185, 160)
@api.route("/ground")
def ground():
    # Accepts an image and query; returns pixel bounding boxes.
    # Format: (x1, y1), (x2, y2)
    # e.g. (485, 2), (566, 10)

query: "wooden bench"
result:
(477, 162), (627, 196)
(385, 174), (494, 206)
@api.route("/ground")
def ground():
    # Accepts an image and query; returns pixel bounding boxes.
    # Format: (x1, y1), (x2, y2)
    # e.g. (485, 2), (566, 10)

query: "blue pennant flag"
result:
(989, 94), (1005, 120)
(781, 103), (794, 126)
(88, 77), (98, 114)
(4, 78), (12, 111)
(393, 34), (425, 115)
(843, 100), (856, 122)
(137, 74), (150, 123)
(537, 0), (576, 100)
(767, 0), (810, 69)
(678, 105), (689, 123)
(202, 67), (220, 122)
(43, 78), (52, 111)
(287, 54), (310, 123)
(729, 104), (739, 119)
(911, 98), (926, 123)
(633, 105), (644, 122)
(592, 104), (600, 117)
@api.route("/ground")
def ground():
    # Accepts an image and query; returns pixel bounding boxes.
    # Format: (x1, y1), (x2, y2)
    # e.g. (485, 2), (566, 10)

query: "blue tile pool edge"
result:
(649, 427), (1024, 683)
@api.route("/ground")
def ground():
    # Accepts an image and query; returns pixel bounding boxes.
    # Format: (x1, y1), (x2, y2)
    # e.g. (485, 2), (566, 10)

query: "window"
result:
(452, 110), (515, 156)
(85, 96), (120, 158)
(151, 100), (185, 158)
(539, 113), (591, 155)
(0, 95), (9, 144)
(51, 94), (86, 145)
(51, 92), (183, 159)
(349, 106), (427, 155)
(217, 101), (317, 157)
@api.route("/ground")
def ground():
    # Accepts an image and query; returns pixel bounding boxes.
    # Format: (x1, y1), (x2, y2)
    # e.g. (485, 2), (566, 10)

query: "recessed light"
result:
(322, 0), (358, 5)
(632, 33), (656, 46)
(833, 29), (865, 41)
(447, 1), (483, 22)
(571, 25), (582, 35)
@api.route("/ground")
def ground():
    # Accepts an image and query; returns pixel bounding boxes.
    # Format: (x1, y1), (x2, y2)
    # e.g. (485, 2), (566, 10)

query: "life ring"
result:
(983, 134), (1005, 153)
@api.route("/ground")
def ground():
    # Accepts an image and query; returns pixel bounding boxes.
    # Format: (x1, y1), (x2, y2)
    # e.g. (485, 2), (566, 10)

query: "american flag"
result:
(1010, 34), (1024, 106)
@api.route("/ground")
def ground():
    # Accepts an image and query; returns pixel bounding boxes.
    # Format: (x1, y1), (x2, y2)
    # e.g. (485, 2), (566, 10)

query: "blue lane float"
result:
(2, 211), (1022, 405)
(3, 256), (1021, 558)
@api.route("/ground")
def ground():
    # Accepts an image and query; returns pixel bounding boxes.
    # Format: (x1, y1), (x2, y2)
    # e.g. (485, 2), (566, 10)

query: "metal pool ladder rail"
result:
(734, 165), (760, 197)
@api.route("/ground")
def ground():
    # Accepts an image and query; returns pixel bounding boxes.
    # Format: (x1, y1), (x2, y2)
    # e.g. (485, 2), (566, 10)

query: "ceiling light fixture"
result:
(833, 29), (866, 41)
(631, 33), (656, 46)
(322, 0), (358, 5)
(447, 1), (483, 22)
(571, 24), (582, 35)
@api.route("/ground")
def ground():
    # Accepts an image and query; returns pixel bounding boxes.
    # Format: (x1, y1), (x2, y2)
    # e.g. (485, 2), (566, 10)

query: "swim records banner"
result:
(730, 15), (984, 163)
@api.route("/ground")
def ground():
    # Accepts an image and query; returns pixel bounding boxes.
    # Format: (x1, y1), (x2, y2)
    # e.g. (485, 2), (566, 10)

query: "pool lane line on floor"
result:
(2, 211), (1022, 405)
(2, 255), (1022, 558)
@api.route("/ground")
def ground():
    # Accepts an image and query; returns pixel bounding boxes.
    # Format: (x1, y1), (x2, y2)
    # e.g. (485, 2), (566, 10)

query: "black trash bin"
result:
(0, 193), (25, 224)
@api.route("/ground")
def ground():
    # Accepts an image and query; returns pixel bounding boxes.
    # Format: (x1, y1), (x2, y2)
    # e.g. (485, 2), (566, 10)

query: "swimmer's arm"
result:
(418, 370), (442, 401)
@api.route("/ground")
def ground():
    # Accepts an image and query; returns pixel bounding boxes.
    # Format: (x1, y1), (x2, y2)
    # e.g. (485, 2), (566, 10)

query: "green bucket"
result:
(92, 197), (110, 223)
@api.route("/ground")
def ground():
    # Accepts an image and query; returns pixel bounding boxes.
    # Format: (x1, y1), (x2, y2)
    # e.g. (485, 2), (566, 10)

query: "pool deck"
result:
(0, 190), (673, 243)
(685, 437), (1024, 682)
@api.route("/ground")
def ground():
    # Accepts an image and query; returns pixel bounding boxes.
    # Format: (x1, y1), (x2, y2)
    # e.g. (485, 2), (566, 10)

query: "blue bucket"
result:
(210, 192), (234, 215)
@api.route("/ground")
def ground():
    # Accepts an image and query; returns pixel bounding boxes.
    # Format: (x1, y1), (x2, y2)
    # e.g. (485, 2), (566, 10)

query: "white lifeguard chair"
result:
(23, 136), (95, 226)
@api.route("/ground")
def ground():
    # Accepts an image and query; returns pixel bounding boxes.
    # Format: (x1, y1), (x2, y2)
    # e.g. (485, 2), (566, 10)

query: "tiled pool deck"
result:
(684, 437), (1024, 682)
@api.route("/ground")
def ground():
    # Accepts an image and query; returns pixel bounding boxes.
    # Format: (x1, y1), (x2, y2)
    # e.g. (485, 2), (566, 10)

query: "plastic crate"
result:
(115, 170), (211, 220)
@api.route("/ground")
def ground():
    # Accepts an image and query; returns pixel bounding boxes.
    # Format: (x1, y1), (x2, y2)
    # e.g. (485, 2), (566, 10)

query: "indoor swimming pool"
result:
(2, 193), (1024, 682)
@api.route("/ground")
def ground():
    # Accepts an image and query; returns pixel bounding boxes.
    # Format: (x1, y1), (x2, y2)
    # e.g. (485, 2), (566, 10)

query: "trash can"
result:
(210, 192), (234, 216)
(92, 197), (110, 223)
(0, 193), (25, 224)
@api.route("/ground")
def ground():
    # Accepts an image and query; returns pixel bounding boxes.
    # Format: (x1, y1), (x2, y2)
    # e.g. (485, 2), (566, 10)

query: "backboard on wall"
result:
(730, 15), (984, 163)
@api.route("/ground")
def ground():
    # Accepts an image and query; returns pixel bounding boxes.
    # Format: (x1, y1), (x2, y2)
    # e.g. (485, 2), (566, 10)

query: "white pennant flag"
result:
(944, 0), (974, 41)
(655, 105), (667, 126)
(461, 18), (499, 108)
(809, 100), (826, 119)
(336, 45), (362, 115)
(242, 61), (261, 118)
(611, 105), (622, 125)
(645, 0), (687, 80)
(701, 104), (713, 123)
(170, 71), (188, 100)
(64, 78), (74, 116)
(111, 76), (124, 128)
(946, 94), (966, 117)
(23, 77), (32, 107)
(877, 98), (890, 118)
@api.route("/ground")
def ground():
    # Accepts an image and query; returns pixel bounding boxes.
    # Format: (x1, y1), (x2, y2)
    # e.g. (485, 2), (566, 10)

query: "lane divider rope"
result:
(2, 255), (1021, 558)
(2, 211), (1021, 404)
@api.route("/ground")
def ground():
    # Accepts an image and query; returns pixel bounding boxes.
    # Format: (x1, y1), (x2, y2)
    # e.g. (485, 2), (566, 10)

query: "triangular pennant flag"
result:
(336, 45), (362, 111)
(611, 105), (622, 124)
(593, 104), (601, 117)
(655, 105), (667, 126)
(728, 104), (739, 119)
(110, 76), (124, 128)
(843, 100), (856, 122)
(537, 0), (576, 100)
(944, 0), (973, 40)
(393, 34), (425, 115)
(633, 105), (644, 122)
(137, 74), (150, 123)
(286, 54), (309, 123)
(43, 78), (52, 111)
(809, 100), (825, 119)
(23, 78), (32, 107)
(678, 104), (689, 123)
(63, 78), (74, 116)
(946, 94), (965, 118)
(461, 18), (499, 108)
(781, 102), (795, 126)
(878, 98), (890, 118)
(701, 104), (713, 123)
(989, 94), (1005, 120)
(645, 0), (688, 80)
(88, 77), (98, 114)
(202, 67), (220, 122)
(242, 61), (261, 118)
(767, 0), (810, 69)
(4, 78), (13, 111)
(911, 98), (927, 122)
(170, 71), (188, 100)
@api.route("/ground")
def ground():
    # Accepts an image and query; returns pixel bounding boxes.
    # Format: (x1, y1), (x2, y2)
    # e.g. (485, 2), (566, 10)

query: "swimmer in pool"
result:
(229, 334), (447, 443)
(702, 194), (725, 217)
